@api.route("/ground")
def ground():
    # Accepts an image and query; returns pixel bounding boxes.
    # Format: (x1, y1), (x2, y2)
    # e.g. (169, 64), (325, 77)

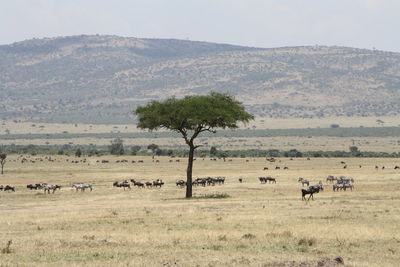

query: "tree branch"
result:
(178, 128), (190, 145)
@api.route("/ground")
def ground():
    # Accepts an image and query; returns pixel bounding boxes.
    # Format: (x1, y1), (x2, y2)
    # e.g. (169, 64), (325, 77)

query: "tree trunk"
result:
(1, 164), (3, 175)
(186, 143), (195, 198)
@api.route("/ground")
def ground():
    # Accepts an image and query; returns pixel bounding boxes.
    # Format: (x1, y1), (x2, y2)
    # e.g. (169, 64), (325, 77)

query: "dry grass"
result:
(0, 155), (400, 266)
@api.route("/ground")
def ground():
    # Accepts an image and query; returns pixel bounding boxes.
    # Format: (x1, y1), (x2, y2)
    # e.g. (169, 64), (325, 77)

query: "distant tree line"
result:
(1, 144), (400, 158)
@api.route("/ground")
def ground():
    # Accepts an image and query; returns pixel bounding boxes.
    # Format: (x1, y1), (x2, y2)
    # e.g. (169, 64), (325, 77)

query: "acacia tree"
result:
(134, 92), (254, 198)
(0, 153), (6, 175)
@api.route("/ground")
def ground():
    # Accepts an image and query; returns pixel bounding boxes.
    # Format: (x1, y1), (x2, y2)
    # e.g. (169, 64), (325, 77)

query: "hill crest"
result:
(1, 35), (399, 123)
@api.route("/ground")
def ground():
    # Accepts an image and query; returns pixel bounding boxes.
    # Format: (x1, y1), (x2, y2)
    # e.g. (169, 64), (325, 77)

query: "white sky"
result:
(1, 0), (399, 51)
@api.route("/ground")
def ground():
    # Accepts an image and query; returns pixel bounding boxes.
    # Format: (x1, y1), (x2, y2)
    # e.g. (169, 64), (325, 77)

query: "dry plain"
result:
(0, 155), (400, 266)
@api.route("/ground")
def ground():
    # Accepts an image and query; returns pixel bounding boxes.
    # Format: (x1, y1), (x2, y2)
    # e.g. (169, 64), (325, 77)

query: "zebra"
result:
(43, 184), (61, 194)
(326, 176), (336, 183)
(72, 183), (93, 192)
(333, 184), (344, 191)
(343, 183), (354, 191)
(298, 177), (309, 187)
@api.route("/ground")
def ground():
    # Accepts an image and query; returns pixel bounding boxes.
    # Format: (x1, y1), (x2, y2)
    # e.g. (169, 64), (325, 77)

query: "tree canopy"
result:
(134, 92), (254, 198)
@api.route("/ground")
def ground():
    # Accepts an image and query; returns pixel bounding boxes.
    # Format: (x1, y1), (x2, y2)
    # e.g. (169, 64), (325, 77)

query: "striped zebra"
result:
(72, 183), (93, 192)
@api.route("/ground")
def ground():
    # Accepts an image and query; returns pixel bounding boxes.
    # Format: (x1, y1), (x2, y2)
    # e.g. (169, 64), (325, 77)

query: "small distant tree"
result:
(210, 146), (217, 156)
(130, 145), (141, 155)
(109, 138), (124, 155)
(147, 144), (159, 153)
(75, 148), (82, 157)
(0, 153), (6, 175)
(147, 144), (159, 158)
(135, 92), (254, 198)
(349, 146), (359, 153)
(330, 124), (340, 128)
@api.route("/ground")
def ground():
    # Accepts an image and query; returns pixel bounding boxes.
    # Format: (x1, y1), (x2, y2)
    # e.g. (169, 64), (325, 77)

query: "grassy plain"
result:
(3, 116), (400, 134)
(0, 155), (400, 266)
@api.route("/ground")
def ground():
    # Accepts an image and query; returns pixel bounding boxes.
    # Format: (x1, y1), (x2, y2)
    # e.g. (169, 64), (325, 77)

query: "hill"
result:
(1, 35), (400, 123)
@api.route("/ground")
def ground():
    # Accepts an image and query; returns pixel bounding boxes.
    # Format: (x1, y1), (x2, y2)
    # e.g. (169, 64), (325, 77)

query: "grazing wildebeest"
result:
(216, 177), (225, 185)
(43, 184), (61, 194)
(132, 180), (145, 188)
(0, 185), (3, 191)
(263, 167), (268, 170)
(238, 178), (243, 183)
(145, 181), (153, 188)
(72, 183), (93, 192)
(275, 166), (280, 170)
(298, 177), (309, 186)
(27, 183), (45, 190)
(309, 181), (324, 191)
(301, 187), (320, 201)
(395, 165), (400, 169)
(113, 181), (131, 190)
(3, 185), (15, 192)
(375, 165), (379, 170)
(176, 180), (186, 187)
(283, 166), (289, 170)
(259, 177), (267, 183)
(153, 179), (164, 188)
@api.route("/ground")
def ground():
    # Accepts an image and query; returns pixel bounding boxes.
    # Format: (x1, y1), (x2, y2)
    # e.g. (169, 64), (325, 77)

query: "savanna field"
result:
(1, 155), (400, 266)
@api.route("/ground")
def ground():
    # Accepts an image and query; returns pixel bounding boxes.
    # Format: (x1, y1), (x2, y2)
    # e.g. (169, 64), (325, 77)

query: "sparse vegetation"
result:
(0, 155), (399, 266)
(1, 36), (400, 123)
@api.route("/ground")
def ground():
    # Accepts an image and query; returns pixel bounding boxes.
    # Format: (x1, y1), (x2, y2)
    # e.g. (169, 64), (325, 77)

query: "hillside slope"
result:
(1, 35), (399, 123)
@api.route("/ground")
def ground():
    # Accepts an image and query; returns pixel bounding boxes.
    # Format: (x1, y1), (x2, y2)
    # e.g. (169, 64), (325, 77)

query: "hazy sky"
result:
(1, 0), (399, 51)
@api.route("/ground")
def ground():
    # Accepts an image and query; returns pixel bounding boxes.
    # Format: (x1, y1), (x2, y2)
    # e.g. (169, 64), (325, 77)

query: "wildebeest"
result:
(259, 177), (276, 184)
(301, 186), (320, 201)
(113, 181), (131, 190)
(395, 165), (400, 169)
(309, 181), (324, 191)
(43, 184), (61, 194)
(2, 185), (15, 192)
(176, 180), (186, 187)
(238, 178), (243, 183)
(27, 183), (46, 190)
(152, 179), (164, 188)
(131, 179), (145, 188)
